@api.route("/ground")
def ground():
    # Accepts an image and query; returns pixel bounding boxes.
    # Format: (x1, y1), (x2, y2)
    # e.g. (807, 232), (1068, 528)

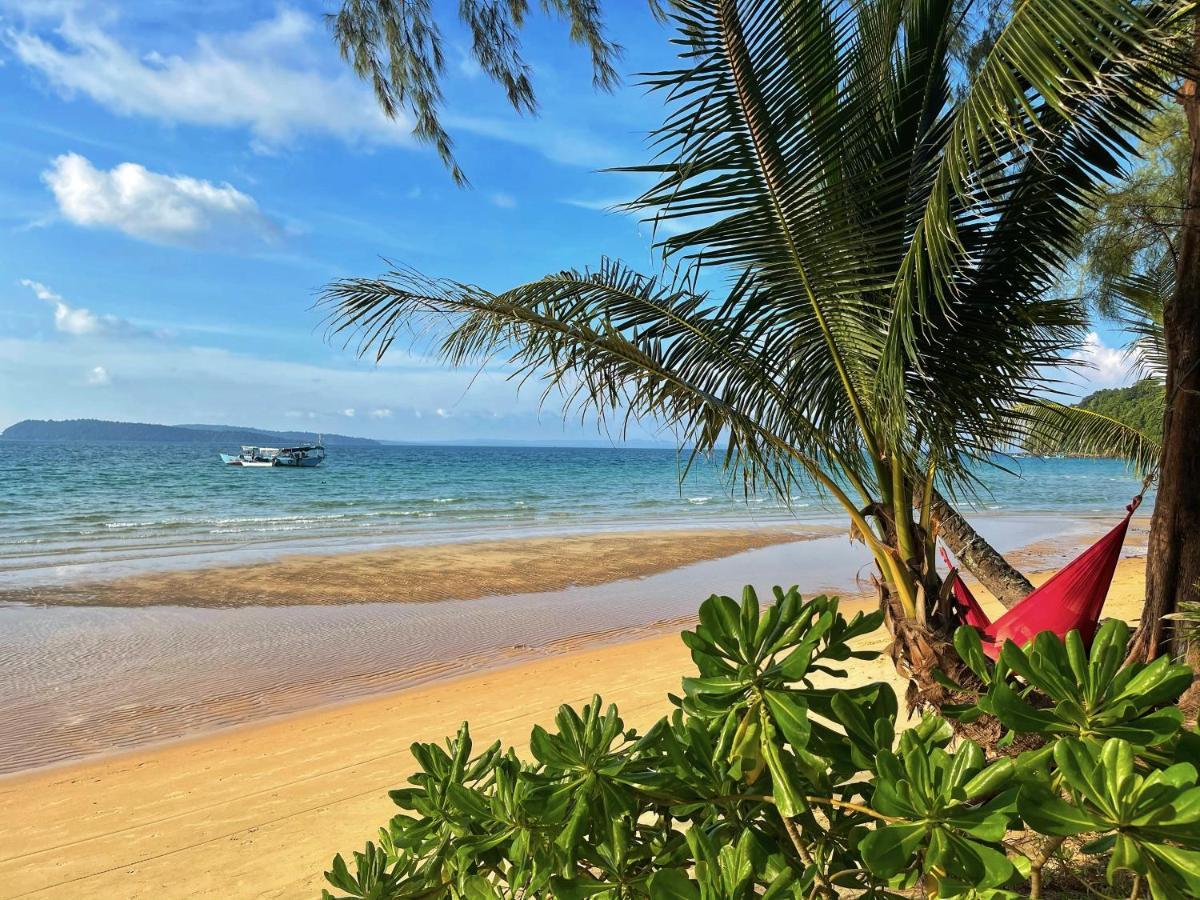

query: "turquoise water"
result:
(0, 441), (1153, 587)
(0, 442), (1152, 773)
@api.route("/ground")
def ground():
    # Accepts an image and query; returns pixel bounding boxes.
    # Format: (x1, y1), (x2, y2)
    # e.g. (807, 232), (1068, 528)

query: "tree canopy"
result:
(1079, 379), (1169, 443)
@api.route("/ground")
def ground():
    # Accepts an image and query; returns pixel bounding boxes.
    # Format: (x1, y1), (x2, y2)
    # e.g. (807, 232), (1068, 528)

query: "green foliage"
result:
(1019, 379), (1166, 472)
(946, 620), (1194, 757)
(1078, 379), (1167, 443)
(322, 589), (1200, 899)
(1019, 739), (1200, 897)
(1080, 104), (1188, 319)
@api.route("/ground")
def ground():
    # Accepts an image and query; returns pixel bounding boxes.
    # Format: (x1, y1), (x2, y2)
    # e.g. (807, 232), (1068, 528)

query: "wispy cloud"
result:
(0, 337), (552, 433)
(86, 364), (110, 386)
(5, 8), (412, 150)
(43, 153), (280, 249)
(4, 5), (636, 171)
(564, 195), (693, 237)
(448, 114), (625, 169)
(20, 278), (145, 337)
(488, 191), (517, 209)
(563, 196), (627, 212)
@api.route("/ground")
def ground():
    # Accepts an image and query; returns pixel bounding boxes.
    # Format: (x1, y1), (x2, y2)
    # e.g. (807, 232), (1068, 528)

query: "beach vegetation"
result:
(322, 589), (1200, 899)
(323, 0), (1190, 697)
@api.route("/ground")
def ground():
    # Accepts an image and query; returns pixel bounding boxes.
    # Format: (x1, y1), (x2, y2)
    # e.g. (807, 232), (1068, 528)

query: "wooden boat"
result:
(220, 443), (325, 467)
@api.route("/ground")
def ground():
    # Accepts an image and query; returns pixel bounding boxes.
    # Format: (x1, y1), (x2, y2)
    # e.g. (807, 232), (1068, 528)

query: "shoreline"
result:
(1, 551), (1150, 899)
(0, 526), (821, 608)
(3, 506), (1143, 594)
(0, 518), (1146, 778)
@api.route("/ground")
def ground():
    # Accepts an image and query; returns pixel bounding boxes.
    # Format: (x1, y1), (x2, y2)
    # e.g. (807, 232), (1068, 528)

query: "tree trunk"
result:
(932, 492), (1034, 609)
(1128, 10), (1200, 677)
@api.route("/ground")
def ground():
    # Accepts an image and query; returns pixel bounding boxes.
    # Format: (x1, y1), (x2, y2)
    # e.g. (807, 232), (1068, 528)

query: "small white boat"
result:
(220, 442), (325, 468)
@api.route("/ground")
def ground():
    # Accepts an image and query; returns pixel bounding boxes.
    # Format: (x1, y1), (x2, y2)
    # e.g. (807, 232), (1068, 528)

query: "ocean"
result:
(0, 441), (1153, 589)
(0, 442), (1154, 773)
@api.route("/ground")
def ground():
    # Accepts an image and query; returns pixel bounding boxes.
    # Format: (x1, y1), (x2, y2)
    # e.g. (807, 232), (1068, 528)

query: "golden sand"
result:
(0, 554), (1149, 899)
(13, 527), (817, 607)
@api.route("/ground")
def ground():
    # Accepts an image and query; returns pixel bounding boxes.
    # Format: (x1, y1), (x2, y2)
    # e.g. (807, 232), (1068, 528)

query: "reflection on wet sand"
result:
(0, 516), (1141, 776)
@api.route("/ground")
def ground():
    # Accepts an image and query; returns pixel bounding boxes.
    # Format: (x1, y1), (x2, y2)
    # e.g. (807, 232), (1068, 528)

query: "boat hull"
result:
(276, 456), (323, 467)
(220, 446), (325, 467)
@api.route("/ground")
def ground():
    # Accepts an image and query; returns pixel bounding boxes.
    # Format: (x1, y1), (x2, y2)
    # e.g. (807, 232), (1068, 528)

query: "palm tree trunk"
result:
(931, 492), (1033, 609)
(1129, 9), (1200, 677)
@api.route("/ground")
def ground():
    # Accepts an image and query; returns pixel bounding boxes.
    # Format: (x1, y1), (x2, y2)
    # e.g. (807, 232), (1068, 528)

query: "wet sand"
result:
(0, 516), (1109, 777)
(0, 527), (819, 607)
(0, 552), (1150, 900)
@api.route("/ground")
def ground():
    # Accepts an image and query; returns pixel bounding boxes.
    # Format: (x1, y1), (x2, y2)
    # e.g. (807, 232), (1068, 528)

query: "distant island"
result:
(1075, 378), (1165, 442)
(0, 419), (382, 447)
(0, 418), (682, 450)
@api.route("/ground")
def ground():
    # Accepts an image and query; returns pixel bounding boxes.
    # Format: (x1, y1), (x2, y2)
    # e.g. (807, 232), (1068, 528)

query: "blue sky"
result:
(0, 1), (1135, 442)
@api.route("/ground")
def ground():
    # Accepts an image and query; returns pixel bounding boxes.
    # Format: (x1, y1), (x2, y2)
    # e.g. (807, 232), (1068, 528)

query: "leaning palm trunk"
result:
(324, 0), (1184, 702)
(932, 493), (1033, 609)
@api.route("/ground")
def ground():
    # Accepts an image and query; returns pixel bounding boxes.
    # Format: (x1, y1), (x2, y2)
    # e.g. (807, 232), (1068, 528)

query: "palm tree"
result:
(324, 0), (1185, 694)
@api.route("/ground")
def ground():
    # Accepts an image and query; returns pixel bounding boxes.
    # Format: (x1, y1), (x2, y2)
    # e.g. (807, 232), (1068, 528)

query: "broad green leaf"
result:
(647, 869), (700, 900)
(1018, 784), (1104, 836)
(859, 822), (927, 878)
(762, 690), (810, 750)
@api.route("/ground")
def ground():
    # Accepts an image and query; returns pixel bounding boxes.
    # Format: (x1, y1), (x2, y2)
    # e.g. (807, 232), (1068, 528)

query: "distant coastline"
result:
(0, 417), (679, 449)
(0, 418), (381, 447)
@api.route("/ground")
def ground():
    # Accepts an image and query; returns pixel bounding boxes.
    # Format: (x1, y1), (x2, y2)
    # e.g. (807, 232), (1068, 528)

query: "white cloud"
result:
(42, 153), (278, 248)
(20, 278), (141, 337)
(5, 9), (412, 150)
(86, 365), (110, 385)
(5, 7), (629, 170)
(435, 408), (451, 418)
(488, 191), (516, 209)
(1071, 332), (1131, 388)
(341, 408), (356, 417)
(368, 408), (392, 418)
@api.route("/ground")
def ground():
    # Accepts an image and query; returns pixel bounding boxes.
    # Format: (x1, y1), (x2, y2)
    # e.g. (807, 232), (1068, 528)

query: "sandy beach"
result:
(0, 547), (1150, 900)
(0, 527), (816, 607)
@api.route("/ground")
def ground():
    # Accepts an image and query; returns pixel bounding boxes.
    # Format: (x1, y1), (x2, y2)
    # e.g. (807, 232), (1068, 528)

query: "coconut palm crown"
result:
(324, 0), (1186, 671)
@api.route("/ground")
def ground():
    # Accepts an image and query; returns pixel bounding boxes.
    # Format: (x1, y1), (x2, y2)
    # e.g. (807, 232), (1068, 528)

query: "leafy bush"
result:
(322, 588), (1200, 899)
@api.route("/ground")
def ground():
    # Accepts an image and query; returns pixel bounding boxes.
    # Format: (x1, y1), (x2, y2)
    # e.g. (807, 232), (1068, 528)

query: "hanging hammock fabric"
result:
(941, 495), (1142, 659)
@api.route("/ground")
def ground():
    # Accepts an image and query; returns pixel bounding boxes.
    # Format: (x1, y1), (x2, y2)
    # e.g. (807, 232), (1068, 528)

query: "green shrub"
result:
(322, 589), (1200, 899)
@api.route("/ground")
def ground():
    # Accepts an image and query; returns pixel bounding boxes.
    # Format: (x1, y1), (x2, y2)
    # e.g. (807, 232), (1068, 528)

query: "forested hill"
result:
(1077, 378), (1165, 441)
(0, 419), (382, 446)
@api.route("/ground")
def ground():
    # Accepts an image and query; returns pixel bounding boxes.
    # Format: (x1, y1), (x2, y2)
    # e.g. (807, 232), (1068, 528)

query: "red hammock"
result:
(941, 495), (1142, 660)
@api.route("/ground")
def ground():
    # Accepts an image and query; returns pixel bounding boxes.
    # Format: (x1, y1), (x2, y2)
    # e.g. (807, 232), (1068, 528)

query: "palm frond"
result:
(321, 259), (872, 501)
(1018, 400), (1161, 475)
